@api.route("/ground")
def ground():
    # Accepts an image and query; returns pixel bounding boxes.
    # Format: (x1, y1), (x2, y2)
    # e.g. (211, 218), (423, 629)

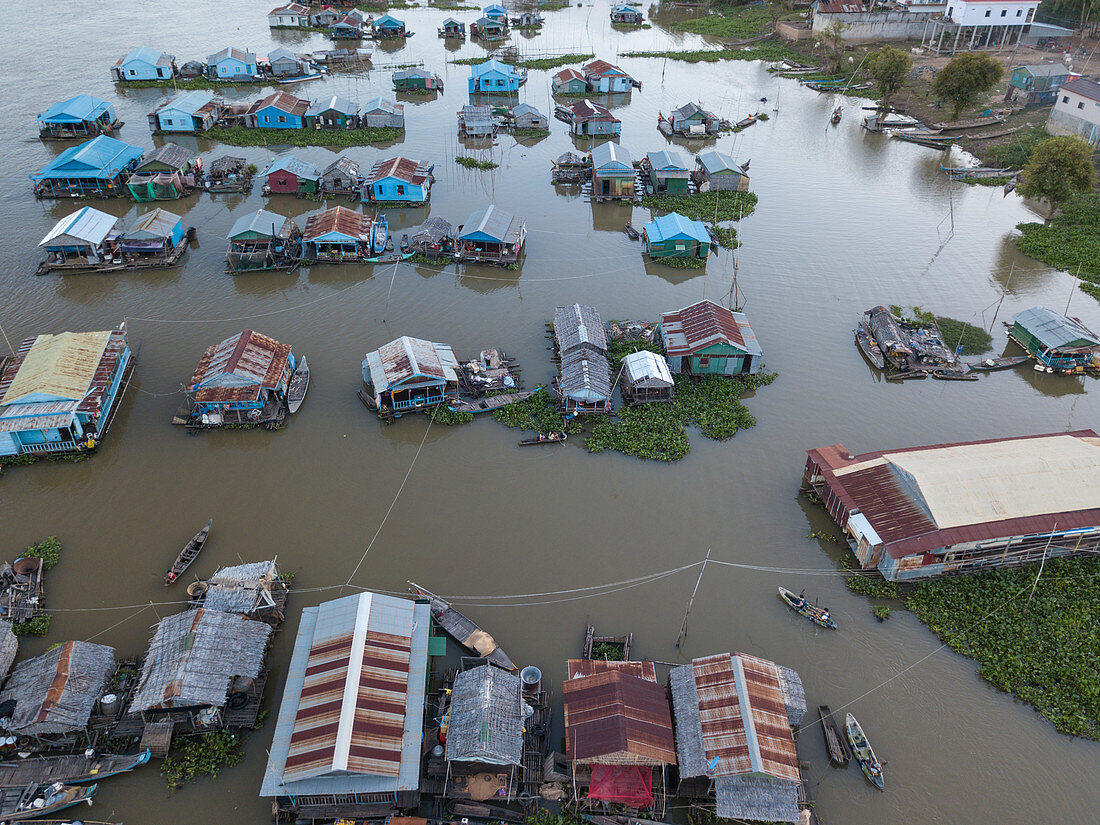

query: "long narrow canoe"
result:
(409, 581), (516, 670)
(165, 519), (212, 585)
(0, 783), (97, 821)
(967, 356), (1029, 371)
(287, 356), (309, 414)
(818, 705), (852, 766)
(0, 750), (149, 788)
(855, 325), (885, 370)
(846, 713), (884, 790)
(778, 586), (837, 629)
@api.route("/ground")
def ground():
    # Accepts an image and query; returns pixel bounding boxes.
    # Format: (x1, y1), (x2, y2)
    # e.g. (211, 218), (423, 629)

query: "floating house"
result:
(260, 591), (430, 822)
(248, 91), (310, 129)
(393, 68), (443, 91)
(406, 216), (455, 256)
(440, 17), (466, 37)
(665, 101), (721, 136)
(330, 15), (364, 39)
(113, 47), (175, 81)
(1006, 63), (1070, 106)
(363, 156), (432, 205)
(362, 337), (460, 412)
(510, 103), (548, 130)
(469, 59), (527, 93)
(804, 430), (1100, 580)
(226, 209), (302, 272)
(38, 95), (120, 140)
(305, 95), (359, 129)
(207, 155), (252, 192)
(373, 13), (408, 37)
(590, 142), (636, 201)
(199, 560), (286, 624)
(471, 16), (508, 39)
(29, 134), (143, 198)
(660, 300), (762, 376)
(561, 99), (621, 136)
(456, 204), (526, 264)
(643, 213), (710, 260)
(127, 143), (196, 201)
(644, 150), (691, 194)
(443, 665), (525, 796)
(268, 47), (307, 78)
(301, 206), (375, 261)
(128, 608), (272, 716)
(0, 642), (115, 737)
(262, 155), (321, 195)
(513, 11), (544, 27)
(0, 327), (132, 457)
(554, 302), (607, 358)
(693, 150), (749, 192)
(361, 96), (405, 129)
(610, 3), (644, 24)
(116, 208), (187, 265)
(310, 7), (342, 27)
(459, 104), (496, 137)
(148, 90), (224, 133)
(483, 3), (509, 22)
(207, 46), (259, 80)
(1009, 306), (1100, 371)
(184, 330), (296, 423)
(268, 2), (311, 27)
(583, 59), (637, 93)
(553, 303), (611, 415)
(670, 653), (805, 824)
(552, 68), (588, 95)
(38, 207), (119, 267)
(563, 660), (675, 805)
(134, 143), (195, 175)
(321, 156), (361, 195)
(621, 350), (674, 404)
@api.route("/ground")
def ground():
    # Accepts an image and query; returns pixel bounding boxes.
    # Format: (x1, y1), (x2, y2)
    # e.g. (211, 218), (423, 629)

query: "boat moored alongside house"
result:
(643, 213), (710, 260)
(1009, 306), (1100, 372)
(362, 156), (432, 205)
(262, 155), (321, 195)
(225, 208), (302, 272)
(148, 90), (224, 133)
(207, 46), (259, 80)
(660, 299), (763, 376)
(113, 47), (176, 81)
(455, 204), (526, 264)
(38, 95), (121, 140)
(29, 134), (143, 198)
(361, 337), (460, 415)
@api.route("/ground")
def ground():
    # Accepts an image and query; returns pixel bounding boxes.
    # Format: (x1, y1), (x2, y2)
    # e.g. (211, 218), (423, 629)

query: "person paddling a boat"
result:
(794, 594), (807, 610)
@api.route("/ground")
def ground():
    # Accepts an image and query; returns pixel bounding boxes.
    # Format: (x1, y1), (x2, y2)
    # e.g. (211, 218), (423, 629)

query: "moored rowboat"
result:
(518, 432), (567, 446)
(287, 356), (309, 414)
(967, 355), (1029, 371)
(818, 705), (852, 766)
(777, 586), (837, 629)
(0, 750), (150, 788)
(0, 782), (98, 821)
(409, 581), (516, 670)
(855, 325), (885, 370)
(165, 519), (212, 585)
(846, 713), (884, 789)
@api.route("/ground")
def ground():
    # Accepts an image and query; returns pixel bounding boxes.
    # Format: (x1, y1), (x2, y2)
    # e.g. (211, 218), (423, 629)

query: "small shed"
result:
(513, 11), (543, 27)
(693, 150), (749, 192)
(29, 134), (143, 198)
(330, 16), (364, 39)
(362, 336), (460, 411)
(552, 68), (588, 95)
(321, 156), (361, 194)
(248, 91), (310, 129)
(610, 3), (644, 23)
(393, 68), (443, 91)
(406, 216), (455, 255)
(200, 559), (283, 621)
(361, 96), (405, 129)
(511, 103), (548, 130)
(483, 3), (509, 21)
(0, 641), (115, 736)
(564, 99), (621, 136)
(373, 13), (408, 37)
(226, 209), (301, 272)
(621, 350), (674, 404)
(645, 150), (690, 194)
(207, 46), (259, 80)
(263, 155), (321, 195)
(445, 665), (524, 766)
(301, 206), (374, 260)
(39, 207), (119, 262)
(469, 59), (527, 93)
(38, 95), (119, 139)
(559, 350), (611, 415)
(118, 208), (186, 259)
(583, 59), (636, 93)
(363, 156), (431, 204)
(268, 47), (306, 78)
(128, 608), (273, 715)
(660, 299), (763, 376)
(669, 101), (720, 135)
(113, 47), (175, 81)
(440, 17), (466, 37)
(306, 95), (359, 129)
(1011, 306), (1100, 370)
(456, 204), (526, 263)
(149, 90), (223, 133)
(459, 104), (496, 137)
(643, 212), (710, 260)
(1007, 63), (1070, 106)
(187, 330), (295, 414)
(134, 142), (194, 174)
(472, 16), (507, 38)
(590, 142), (635, 200)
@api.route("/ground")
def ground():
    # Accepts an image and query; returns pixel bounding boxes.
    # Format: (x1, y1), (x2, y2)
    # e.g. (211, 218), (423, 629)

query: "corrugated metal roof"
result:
(363, 96), (403, 115)
(445, 665), (524, 765)
(563, 669), (676, 765)
(302, 206), (372, 242)
(268, 47), (300, 62)
(251, 91), (310, 118)
(227, 209), (295, 240)
(672, 101), (716, 121)
(471, 59), (522, 77)
(367, 156), (428, 186)
(458, 205), (524, 244)
(0, 412), (76, 433)
(30, 135), (143, 180)
(584, 59), (629, 77)
(263, 154), (320, 180)
(1013, 306), (1100, 350)
(554, 68), (586, 83)
(365, 336), (459, 390)
(306, 95), (358, 117)
(661, 300), (762, 357)
(697, 150), (741, 175)
(39, 95), (113, 124)
(569, 99), (617, 122)
(590, 141), (633, 171)
(644, 213), (710, 245)
(566, 660), (657, 681)
(1017, 63), (1069, 78)
(189, 330), (292, 402)
(512, 103), (543, 118)
(120, 208), (182, 241)
(153, 90), (216, 116)
(39, 207), (118, 248)
(120, 46), (174, 67)
(646, 150), (687, 171)
(1061, 77), (1100, 102)
(0, 330), (112, 406)
(623, 350), (673, 388)
(554, 303), (607, 355)
(323, 156), (360, 179)
(208, 46), (257, 66)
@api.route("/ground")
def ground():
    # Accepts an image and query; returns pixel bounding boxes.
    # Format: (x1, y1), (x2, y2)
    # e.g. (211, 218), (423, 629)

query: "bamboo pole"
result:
(675, 549), (711, 649)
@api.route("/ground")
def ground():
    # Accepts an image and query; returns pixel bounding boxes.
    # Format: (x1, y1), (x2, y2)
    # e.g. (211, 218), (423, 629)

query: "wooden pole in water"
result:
(1065, 264), (1081, 315)
(676, 548), (711, 649)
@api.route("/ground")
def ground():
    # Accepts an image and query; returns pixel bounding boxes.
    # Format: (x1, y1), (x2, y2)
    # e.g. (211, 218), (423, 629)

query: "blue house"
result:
(29, 135), (143, 198)
(38, 207), (120, 266)
(148, 91), (223, 133)
(186, 330), (294, 419)
(38, 95), (119, 140)
(468, 59), (527, 93)
(207, 47), (259, 80)
(112, 47), (175, 81)
(362, 157), (432, 205)
(483, 3), (508, 22)
(372, 14), (407, 37)
(117, 208), (187, 264)
(0, 328), (132, 456)
(248, 91), (309, 129)
(642, 212), (711, 260)
(583, 59), (637, 93)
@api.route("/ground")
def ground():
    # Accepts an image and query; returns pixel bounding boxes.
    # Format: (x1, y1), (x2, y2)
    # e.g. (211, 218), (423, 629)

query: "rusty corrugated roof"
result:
(302, 206), (372, 242)
(737, 654), (799, 781)
(563, 670), (676, 766)
(189, 330), (291, 403)
(285, 633), (353, 780)
(367, 156), (429, 186)
(661, 300), (746, 356)
(566, 660), (657, 681)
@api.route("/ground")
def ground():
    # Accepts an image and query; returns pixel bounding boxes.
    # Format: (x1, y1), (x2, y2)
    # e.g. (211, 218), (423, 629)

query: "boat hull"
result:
(288, 356), (309, 414)
(846, 713), (884, 790)
(778, 586), (837, 629)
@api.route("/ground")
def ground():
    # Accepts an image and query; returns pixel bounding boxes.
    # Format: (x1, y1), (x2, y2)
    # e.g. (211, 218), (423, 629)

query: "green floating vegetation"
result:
(1015, 193), (1100, 302)
(12, 612), (51, 637)
(116, 78), (264, 91)
(23, 536), (61, 569)
(655, 255), (707, 269)
(872, 605), (891, 621)
(451, 53), (594, 70)
(960, 175), (1012, 187)
(492, 392), (578, 434)
(845, 572), (901, 599)
(204, 126), (403, 147)
(934, 316), (993, 355)
(456, 156), (499, 170)
(430, 406), (474, 426)
(985, 126), (1048, 169)
(640, 191), (758, 223)
(710, 225), (737, 249)
(906, 557), (1100, 739)
(162, 731), (244, 791)
(590, 641), (625, 661)
(622, 43), (800, 64)
(666, 5), (789, 39)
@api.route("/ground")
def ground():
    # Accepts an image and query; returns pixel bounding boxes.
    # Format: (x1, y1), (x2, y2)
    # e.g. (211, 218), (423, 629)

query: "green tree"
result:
(1017, 136), (1098, 222)
(931, 52), (1003, 120)
(815, 20), (848, 74)
(865, 45), (912, 110)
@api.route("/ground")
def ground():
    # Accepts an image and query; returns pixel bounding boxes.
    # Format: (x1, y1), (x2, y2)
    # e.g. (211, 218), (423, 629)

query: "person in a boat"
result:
(793, 595), (806, 609)
(820, 609), (830, 623)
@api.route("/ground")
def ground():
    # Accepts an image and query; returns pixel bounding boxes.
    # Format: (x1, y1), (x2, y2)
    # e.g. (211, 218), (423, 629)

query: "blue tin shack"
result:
(148, 90), (223, 133)
(362, 156), (431, 205)
(112, 47), (175, 81)
(248, 91), (309, 129)
(468, 59), (527, 93)
(207, 47), (259, 80)
(186, 330), (295, 422)
(29, 135), (143, 198)
(38, 95), (120, 140)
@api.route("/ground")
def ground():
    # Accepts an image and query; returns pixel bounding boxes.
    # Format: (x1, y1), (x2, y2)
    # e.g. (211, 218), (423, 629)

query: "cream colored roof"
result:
(883, 435), (1100, 529)
(1, 331), (111, 405)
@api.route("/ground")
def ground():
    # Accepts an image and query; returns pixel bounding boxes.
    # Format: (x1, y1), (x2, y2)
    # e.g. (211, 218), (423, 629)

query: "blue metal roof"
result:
(38, 95), (113, 125)
(121, 46), (174, 68)
(644, 212), (710, 244)
(471, 59), (521, 77)
(483, 3), (507, 12)
(590, 141), (632, 171)
(375, 13), (404, 26)
(29, 135), (143, 181)
(1013, 306), (1100, 350)
(159, 90), (215, 116)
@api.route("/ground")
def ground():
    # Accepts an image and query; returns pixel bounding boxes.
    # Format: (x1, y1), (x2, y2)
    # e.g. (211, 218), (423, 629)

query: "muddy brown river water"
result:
(1, 1), (1099, 822)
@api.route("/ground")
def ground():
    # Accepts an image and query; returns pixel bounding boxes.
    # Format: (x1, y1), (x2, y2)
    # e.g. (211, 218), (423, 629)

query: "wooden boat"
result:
(0, 782), (97, 821)
(0, 750), (150, 788)
(889, 130), (958, 149)
(287, 356), (309, 414)
(276, 73), (324, 84)
(831, 105), (842, 125)
(518, 432), (567, 446)
(624, 222), (640, 240)
(372, 215), (389, 255)
(735, 114), (758, 129)
(845, 713), (884, 790)
(165, 519), (212, 585)
(448, 800), (524, 823)
(409, 581), (516, 670)
(967, 355), (1029, 371)
(777, 586), (837, 629)
(968, 125), (1022, 141)
(930, 114), (1006, 131)
(885, 370), (928, 381)
(932, 369), (979, 381)
(855, 325), (885, 370)
(818, 705), (852, 766)
(941, 165), (1011, 180)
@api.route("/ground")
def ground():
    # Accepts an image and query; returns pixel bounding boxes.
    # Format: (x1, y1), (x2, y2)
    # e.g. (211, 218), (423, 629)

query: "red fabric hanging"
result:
(588, 764), (653, 805)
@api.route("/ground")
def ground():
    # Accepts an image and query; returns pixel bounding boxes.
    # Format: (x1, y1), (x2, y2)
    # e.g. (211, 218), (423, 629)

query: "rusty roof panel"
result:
(346, 630), (411, 777)
(285, 632), (352, 781)
(563, 670), (675, 766)
(367, 156), (429, 186)
(566, 660), (656, 681)
(302, 205), (372, 242)
(661, 300), (746, 356)
(693, 653), (750, 775)
(738, 654), (799, 781)
(190, 330), (292, 403)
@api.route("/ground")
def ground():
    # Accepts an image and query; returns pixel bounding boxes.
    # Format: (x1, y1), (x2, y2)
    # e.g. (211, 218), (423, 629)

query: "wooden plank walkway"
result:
(451, 389), (533, 414)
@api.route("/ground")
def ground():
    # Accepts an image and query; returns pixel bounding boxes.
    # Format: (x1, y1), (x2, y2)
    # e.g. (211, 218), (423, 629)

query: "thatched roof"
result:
(0, 641), (114, 735)
(445, 665), (523, 766)
(0, 621), (17, 680)
(201, 560), (280, 616)
(128, 608), (271, 714)
(714, 774), (799, 823)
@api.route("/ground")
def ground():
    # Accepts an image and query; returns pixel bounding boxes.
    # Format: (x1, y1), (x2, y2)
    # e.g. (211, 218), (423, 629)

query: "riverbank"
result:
(1015, 193), (1100, 301)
